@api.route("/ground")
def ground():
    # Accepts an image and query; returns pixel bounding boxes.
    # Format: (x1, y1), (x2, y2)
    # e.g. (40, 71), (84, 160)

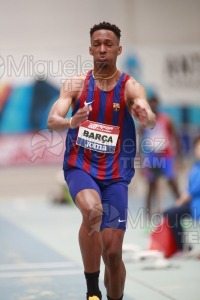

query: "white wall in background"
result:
(0, 0), (199, 103)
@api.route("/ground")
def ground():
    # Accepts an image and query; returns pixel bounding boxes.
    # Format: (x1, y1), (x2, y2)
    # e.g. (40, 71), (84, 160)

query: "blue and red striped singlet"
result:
(63, 70), (136, 183)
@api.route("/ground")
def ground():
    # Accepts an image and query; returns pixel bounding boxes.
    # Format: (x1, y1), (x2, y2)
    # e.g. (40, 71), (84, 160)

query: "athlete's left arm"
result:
(125, 77), (156, 129)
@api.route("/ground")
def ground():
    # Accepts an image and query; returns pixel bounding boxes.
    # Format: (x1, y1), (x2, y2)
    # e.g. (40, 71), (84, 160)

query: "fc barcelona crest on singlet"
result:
(113, 103), (120, 111)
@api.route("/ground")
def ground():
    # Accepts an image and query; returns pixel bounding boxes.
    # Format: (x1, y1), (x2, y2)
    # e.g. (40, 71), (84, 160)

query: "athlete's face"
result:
(89, 30), (122, 68)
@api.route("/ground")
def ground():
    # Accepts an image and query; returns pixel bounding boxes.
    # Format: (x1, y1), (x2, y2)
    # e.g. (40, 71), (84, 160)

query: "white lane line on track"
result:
(128, 274), (178, 300)
(0, 261), (76, 271)
(0, 269), (83, 278)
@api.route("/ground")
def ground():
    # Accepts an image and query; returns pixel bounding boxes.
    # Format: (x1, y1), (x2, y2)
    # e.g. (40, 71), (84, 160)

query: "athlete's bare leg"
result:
(146, 179), (157, 218)
(102, 228), (125, 299)
(168, 178), (180, 199)
(156, 177), (163, 214)
(75, 189), (103, 272)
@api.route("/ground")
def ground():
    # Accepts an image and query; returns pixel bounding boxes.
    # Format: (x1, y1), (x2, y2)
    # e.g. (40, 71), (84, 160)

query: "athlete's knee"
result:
(102, 243), (122, 269)
(82, 203), (103, 232)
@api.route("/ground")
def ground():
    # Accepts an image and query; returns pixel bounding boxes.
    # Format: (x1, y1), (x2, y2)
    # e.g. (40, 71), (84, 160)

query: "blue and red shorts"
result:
(143, 154), (176, 182)
(64, 168), (129, 231)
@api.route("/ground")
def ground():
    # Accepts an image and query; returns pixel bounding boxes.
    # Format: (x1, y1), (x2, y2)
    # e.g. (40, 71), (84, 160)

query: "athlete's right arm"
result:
(47, 77), (91, 131)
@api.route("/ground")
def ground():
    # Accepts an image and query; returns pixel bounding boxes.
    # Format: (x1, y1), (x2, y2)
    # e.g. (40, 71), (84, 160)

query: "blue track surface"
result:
(0, 217), (85, 300)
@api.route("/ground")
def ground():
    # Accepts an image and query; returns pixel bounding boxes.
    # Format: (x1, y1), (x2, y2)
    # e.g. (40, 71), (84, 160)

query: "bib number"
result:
(76, 120), (120, 153)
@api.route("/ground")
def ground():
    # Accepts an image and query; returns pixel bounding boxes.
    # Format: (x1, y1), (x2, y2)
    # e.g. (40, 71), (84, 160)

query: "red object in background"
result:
(148, 217), (179, 258)
(0, 132), (65, 166)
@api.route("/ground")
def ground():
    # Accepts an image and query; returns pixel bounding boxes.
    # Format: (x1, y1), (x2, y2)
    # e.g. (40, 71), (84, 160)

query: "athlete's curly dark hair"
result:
(90, 22), (121, 40)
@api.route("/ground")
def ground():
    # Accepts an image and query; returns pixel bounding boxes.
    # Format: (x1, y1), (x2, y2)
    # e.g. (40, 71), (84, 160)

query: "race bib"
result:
(76, 120), (120, 153)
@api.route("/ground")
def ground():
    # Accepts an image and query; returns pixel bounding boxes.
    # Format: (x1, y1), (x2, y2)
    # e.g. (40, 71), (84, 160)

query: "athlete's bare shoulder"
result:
(124, 75), (146, 102)
(61, 73), (87, 102)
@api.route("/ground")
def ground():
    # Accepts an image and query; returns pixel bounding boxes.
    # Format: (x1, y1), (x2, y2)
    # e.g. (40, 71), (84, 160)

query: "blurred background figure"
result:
(140, 95), (181, 219)
(149, 136), (200, 258)
(164, 135), (200, 254)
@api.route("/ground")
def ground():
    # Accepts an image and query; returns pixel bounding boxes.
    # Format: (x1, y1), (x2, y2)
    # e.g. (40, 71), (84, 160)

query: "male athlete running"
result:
(47, 22), (156, 300)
